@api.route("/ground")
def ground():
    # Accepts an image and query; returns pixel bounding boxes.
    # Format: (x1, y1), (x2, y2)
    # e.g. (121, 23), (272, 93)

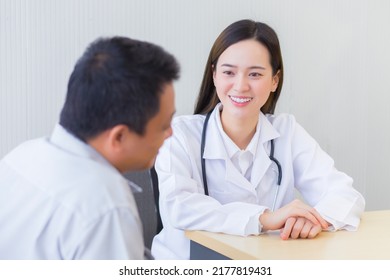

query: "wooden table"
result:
(185, 210), (390, 259)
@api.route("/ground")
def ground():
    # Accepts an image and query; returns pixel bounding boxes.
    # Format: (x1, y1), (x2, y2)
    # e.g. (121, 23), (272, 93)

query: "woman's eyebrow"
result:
(220, 63), (266, 70)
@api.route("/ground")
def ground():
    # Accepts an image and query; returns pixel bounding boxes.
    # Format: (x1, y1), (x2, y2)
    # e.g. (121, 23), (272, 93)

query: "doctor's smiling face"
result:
(194, 20), (284, 117)
(213, 39), (279, 122)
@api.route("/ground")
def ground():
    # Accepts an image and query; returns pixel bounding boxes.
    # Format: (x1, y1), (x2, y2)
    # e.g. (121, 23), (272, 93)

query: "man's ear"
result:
(107, 124), (133, 152)
(87, 124), (138, 172)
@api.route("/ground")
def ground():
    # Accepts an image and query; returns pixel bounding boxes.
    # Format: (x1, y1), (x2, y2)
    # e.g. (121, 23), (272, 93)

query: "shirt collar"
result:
(203, 103), (280, 159)
(215, 103), (260, 159)
(50, 124), (113, 168)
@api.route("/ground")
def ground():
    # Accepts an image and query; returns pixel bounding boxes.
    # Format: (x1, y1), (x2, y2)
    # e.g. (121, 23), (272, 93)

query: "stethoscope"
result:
(200, 111), (283, 211)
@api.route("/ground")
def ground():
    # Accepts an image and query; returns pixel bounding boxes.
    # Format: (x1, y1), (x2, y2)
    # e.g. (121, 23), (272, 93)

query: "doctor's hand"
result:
(259, 199), (328, 233)
(280, 217), (322, 240)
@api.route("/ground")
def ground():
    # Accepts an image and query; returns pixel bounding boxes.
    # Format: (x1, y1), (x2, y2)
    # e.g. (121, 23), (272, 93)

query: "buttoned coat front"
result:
(151, 104), (365, 259)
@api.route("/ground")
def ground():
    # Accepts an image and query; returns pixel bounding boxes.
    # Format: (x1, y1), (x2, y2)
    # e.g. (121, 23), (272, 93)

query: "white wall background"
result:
(1, 0), (389, 210)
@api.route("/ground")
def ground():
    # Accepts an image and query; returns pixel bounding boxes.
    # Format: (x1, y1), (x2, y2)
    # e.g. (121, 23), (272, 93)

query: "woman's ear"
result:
(212, 64), (216, 83)
(272, 70), (280, 92)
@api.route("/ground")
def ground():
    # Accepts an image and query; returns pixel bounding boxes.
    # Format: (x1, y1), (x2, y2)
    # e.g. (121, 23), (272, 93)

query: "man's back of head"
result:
(60, 36), (179, 142)
(59, 37), (180, 172)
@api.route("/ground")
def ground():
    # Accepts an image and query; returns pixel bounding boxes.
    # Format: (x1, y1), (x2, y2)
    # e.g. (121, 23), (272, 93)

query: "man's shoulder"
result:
(2, 137), (135, 221)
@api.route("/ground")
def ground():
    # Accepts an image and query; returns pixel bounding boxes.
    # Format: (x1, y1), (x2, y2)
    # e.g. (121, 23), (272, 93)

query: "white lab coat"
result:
(151, 104), (365, 259)
(0, 125), (144, 259)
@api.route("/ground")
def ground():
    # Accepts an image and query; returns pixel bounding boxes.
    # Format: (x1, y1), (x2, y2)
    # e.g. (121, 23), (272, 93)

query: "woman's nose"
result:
(233, 75), (250, 92)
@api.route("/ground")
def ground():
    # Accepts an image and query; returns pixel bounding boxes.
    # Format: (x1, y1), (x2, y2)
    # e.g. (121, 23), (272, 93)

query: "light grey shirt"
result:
(0, 125), (144, 259)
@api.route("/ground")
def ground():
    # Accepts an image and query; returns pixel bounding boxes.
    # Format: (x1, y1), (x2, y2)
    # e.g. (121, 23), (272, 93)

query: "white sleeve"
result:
(290, 118), (365, 230)
(156, 127), (266, 236)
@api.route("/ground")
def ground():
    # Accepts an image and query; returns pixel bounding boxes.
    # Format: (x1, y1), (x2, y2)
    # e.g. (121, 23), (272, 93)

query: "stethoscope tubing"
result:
(201, 111), (283, 211)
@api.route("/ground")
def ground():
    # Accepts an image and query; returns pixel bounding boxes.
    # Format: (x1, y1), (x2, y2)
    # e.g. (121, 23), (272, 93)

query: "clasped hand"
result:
(259, 199), (329, 240)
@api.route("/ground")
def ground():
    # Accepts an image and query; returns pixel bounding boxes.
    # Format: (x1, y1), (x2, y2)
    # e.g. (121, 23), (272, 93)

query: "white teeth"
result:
(229, 96), (252, 103)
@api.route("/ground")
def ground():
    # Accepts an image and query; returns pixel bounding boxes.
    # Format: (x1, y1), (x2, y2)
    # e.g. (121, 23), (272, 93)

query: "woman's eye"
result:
(222, 71), (234, 76)
(249, 72), (261, 77)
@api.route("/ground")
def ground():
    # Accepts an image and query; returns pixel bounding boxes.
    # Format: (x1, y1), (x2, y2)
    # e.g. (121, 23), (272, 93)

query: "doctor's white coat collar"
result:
(216, 104), (260, 160)
(202, 104), (281, 188)
(202, 104), (281, 161)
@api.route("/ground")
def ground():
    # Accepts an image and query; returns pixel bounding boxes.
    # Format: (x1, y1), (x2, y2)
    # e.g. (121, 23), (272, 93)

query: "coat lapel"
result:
(251, 114), (281, 188)
(202, 108), (253, 191)
(202, 108), (281, 193)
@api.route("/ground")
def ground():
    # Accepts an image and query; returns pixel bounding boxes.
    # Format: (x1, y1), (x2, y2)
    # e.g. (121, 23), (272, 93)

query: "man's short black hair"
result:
(59, 37), (180, 141)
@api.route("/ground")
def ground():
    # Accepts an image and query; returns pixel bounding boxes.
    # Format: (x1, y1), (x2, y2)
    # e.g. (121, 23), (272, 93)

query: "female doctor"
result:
(151, 19), (365, 260)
